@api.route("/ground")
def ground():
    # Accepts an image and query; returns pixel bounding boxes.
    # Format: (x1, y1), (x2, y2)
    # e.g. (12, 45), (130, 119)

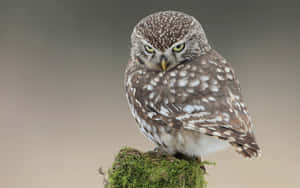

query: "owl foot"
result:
(147, 147), (169, 156)
(153, 147), (166, 153)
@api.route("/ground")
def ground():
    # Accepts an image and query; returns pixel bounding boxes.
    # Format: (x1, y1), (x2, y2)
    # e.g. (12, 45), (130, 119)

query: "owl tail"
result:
(199, 126), (261, 159)
(230, 133), (261, 159)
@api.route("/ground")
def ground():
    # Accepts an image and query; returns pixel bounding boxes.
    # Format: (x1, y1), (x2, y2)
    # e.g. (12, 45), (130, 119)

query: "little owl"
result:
(124, 11), (261, 161)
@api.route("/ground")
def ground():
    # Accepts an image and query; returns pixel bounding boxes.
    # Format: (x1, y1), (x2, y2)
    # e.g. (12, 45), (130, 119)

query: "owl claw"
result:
(153, 147), (162, 153)
(153, 147), (168, 154)
(146, 147), (168, 156)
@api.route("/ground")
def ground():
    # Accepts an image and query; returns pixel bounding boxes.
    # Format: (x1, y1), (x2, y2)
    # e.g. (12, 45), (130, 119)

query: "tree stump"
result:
(104, 147), (209, 188)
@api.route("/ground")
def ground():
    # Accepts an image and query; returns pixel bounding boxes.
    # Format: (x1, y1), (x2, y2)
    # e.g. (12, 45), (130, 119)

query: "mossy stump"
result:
(106, 147), (209, 188)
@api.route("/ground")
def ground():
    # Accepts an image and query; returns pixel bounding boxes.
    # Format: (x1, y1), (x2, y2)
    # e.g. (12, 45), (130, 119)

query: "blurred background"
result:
(0, 0), (299, 187)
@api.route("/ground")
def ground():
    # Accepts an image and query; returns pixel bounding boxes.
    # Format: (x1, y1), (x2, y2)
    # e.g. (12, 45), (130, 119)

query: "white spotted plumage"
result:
(125, 11), (261, 160)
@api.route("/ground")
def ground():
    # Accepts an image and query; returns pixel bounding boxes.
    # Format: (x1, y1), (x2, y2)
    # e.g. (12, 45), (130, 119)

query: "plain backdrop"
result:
(1, 0), (300, 188)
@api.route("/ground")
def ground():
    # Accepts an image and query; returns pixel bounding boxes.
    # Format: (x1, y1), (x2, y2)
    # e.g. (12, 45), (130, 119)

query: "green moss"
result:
(107, 147), (211, 188)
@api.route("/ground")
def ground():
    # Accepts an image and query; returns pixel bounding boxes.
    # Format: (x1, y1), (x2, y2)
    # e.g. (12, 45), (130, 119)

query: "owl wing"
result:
(176, 50), (260, 158)
(153, 50), (260, 158)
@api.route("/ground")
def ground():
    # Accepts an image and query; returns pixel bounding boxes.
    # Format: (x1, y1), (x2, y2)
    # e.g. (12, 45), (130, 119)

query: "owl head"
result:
(130, 11), (211, 72)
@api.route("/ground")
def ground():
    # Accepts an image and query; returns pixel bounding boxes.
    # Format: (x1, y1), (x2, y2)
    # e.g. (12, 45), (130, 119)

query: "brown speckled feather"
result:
(125, 49), (260, 158)
(125, 11), (261, 159)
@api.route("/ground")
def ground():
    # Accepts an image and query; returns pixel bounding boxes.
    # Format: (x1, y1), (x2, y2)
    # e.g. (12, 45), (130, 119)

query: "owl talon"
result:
(153, 147), (168, 154)
(153, 147), (162, 152)
(146, 147), (168, 156)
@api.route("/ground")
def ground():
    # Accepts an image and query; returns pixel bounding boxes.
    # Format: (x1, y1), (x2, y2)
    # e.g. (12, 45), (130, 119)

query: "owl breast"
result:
(137, 60), (221, 117)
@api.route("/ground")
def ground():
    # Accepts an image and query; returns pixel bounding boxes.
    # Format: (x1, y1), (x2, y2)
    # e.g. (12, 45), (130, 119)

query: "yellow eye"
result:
(172, 43), (185, 52)
(144, 45), (155, 53)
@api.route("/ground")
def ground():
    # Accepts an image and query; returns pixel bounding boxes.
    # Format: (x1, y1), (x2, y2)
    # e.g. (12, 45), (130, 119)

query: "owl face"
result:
(130, 11), (210, 72)
(136, 38), (194, 71)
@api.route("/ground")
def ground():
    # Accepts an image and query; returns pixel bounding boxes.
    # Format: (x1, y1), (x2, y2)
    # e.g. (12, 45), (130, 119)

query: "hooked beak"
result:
(160, 57), (169, 71)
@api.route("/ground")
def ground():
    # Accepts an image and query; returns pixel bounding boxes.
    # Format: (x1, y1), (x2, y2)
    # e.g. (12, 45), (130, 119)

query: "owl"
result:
(124, 11), (261, 161)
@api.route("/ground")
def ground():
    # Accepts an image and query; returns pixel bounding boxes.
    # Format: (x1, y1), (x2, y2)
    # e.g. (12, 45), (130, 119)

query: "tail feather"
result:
(197, 126), (261, 158)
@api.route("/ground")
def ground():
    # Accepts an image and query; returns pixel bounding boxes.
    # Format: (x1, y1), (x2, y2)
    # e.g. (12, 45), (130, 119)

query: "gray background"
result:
(1, 0), (300, 187)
